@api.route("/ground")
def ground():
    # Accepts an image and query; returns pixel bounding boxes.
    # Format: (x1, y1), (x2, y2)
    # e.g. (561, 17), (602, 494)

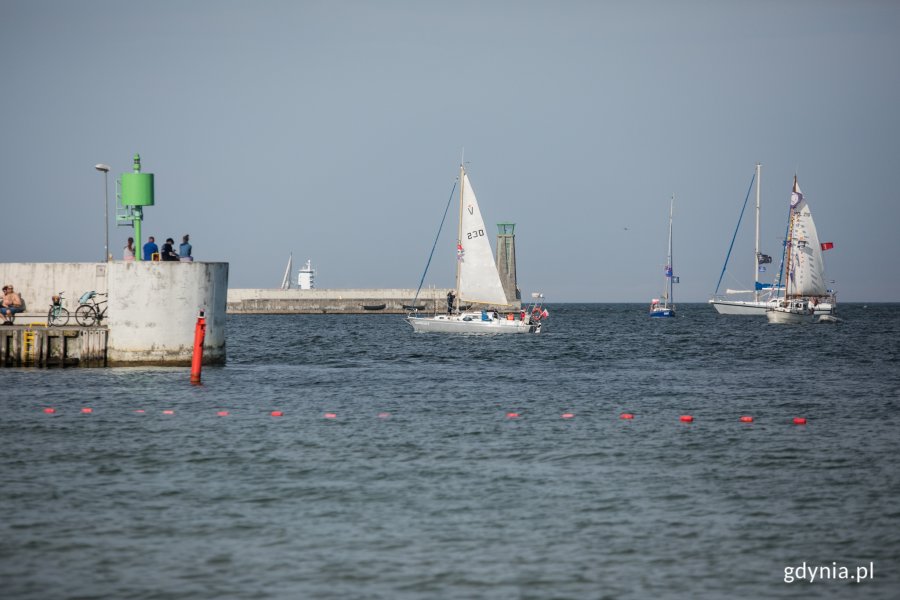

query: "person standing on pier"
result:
(143, 236), (159, 261)
(447, 289), (456, 314)
(124, 237), (135, 261)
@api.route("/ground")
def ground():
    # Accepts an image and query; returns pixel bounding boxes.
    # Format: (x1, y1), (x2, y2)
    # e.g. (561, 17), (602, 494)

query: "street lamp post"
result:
(95, 164), (111, 262)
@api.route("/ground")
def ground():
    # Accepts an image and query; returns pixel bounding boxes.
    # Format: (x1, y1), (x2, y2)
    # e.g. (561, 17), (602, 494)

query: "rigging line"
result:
(714, 171), (756, 295)
(774, 202), (793, 297)
(411, 179), (458, 308)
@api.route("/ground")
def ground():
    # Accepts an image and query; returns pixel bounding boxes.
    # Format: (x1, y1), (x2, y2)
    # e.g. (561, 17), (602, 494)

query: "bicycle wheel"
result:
(48, 306), (69, 327)
(75, 304), (97, 326)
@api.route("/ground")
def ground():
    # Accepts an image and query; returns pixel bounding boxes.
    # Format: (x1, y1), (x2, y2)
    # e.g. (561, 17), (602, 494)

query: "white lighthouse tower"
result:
(297, 259), (316, 290)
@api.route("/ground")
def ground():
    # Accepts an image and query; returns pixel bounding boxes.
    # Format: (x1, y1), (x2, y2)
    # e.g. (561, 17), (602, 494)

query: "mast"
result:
(784, 175), (799, 299)
(454, 162), (464, 312)
(667, 195), (674, 308)
(754, 163), (761, 303)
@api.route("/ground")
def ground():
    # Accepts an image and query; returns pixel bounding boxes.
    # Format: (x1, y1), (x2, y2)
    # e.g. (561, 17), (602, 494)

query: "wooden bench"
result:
(2, 311), (48, 326)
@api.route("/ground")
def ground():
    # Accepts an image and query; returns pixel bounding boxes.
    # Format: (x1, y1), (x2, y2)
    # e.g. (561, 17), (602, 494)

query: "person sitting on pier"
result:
(1, 285), (25, 324)
(161, 238), (179, 261)
(179, 234), (193, 262)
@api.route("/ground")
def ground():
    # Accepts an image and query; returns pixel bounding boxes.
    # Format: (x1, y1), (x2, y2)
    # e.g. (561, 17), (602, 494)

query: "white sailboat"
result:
(649, 196), (676, 318)
(709, 163), (782, 315)
(767, 176), (837, 324)
(280, 253), (293, 289)
(407, 163), (544, 334)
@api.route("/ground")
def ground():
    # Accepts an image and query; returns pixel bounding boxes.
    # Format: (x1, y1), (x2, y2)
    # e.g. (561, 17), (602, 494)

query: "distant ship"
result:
(281, 254), (316, 290)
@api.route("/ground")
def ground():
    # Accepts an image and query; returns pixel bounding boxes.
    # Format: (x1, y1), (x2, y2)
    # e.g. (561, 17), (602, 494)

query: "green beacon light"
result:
(117, 153), (155, 261)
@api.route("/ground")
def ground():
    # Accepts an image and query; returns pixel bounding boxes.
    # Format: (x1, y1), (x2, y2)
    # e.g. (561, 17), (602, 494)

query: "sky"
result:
(2, 0), (899, 302)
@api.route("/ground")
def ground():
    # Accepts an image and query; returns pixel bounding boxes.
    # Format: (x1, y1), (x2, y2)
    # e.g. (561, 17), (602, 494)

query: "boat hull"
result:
(407, 313), (540, 334)
(767, 298), (819, 324)
(709, 298), (774, 315)
(649, 308), (675, 318)
(767, 308), (814, 324)
(711, 297), (834, 316)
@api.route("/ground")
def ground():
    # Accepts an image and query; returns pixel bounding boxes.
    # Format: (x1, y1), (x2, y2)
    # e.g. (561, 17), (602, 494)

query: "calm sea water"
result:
(1, 304), (899, 599)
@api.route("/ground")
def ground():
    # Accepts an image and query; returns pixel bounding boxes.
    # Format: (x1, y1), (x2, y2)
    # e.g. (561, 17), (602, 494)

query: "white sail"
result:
(457, 171), (510, 306)
(280, 253), (292, 290)
(787, 180), (828, 297)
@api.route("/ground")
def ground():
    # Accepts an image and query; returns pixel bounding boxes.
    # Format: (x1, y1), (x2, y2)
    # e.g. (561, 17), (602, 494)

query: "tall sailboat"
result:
(650, 195), (676, 318)
(767, 175), (837, 324)
(709, 163), (781, 314)
(407, 163), (544, 334)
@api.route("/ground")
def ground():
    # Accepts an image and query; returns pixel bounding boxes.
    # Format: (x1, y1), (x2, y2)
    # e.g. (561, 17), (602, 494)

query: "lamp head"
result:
(94, 164), (111, 173)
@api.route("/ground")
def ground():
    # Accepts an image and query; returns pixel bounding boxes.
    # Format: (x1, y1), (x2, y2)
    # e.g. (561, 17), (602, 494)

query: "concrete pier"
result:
(106, 261), (228, 365)
(0, 261), (228, 366)
(0, 325), (107, 367)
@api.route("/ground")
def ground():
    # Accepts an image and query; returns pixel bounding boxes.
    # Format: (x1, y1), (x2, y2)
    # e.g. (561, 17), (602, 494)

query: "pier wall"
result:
(0, 262), (228, 366)
(107, 261), (228, 365)
(0, 262), (109, 314)
(227, 288), (451, 314)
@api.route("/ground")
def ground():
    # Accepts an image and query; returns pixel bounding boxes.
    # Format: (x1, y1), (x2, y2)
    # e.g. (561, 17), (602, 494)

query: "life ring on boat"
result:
(531, 307), (543, 322)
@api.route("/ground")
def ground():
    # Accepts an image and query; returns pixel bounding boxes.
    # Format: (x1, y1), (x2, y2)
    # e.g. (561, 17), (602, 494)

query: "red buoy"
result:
(793, 417), (807, 425)
(561, 412), (575, 419)
(190, 310), (206, 385)
(324, 412), (337, 419)
(620, 413), (634, 420)
(377, 412), (391, 419)
(740, 416), (753, 423)
(81, 407), (93, 414)
(680, 415), (694, 422)
(43, 407), (56, 414)
(506, 412), (520, 418)
(135, 409), (145, 414)
(271, 410), (283, 417)
(217, 411), (229, 417)
(163, 410), (175, 415)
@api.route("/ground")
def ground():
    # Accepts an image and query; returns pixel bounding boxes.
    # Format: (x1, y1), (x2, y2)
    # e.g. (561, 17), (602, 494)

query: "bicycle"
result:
(75, 291), (108, 327)
(47, 292), (70, 327)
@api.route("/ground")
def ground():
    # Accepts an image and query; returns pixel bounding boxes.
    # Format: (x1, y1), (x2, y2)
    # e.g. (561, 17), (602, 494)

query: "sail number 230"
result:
(466, 229), (485, 240)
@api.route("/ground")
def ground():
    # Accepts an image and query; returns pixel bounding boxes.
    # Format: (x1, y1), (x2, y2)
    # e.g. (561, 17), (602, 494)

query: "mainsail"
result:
(786, 177), (828, 297)
(456, 171), (510, 306)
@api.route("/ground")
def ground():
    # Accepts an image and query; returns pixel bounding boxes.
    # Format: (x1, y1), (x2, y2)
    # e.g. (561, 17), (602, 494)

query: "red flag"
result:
(820, 242), (834, 251)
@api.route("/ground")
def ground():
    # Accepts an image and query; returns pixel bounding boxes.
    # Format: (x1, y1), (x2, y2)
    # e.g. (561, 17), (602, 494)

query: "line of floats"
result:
(35, 407), (808, 424)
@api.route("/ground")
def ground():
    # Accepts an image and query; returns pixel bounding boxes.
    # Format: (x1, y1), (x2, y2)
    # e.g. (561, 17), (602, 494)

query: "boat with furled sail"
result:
(650, 195), (676, 318)
(709, 164), (782, 315)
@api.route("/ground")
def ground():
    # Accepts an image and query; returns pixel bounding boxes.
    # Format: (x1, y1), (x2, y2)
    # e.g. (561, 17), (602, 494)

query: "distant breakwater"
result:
(226, 287), (454, 314)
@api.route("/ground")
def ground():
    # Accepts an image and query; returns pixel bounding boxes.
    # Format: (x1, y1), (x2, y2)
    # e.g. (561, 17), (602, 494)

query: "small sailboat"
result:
(280, 253), (293, 290)
(407, 163), (544, 334)
(767, 176), (837, 324)
(709, 163), (782, 315)
(650, 195), (676, 318)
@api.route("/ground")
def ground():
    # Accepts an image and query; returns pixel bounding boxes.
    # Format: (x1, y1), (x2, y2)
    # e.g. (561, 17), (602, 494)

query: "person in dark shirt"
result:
(161, 238), (179, 261)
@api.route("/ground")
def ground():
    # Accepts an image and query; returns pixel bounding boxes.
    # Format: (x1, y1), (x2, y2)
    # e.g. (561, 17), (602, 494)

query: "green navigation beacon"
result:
(117, 154), (155, 261)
